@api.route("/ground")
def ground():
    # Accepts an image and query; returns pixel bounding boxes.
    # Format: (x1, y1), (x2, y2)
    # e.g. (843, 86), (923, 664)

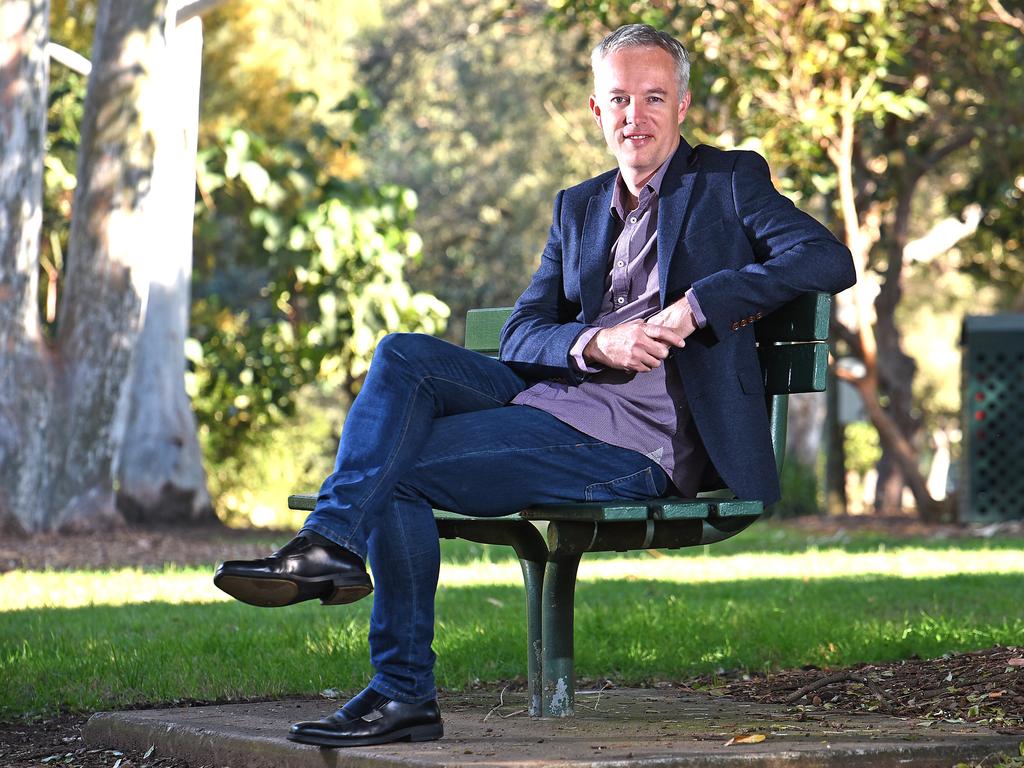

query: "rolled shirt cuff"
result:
(685, 287), (707, 329)
(569, 326), (603, 373)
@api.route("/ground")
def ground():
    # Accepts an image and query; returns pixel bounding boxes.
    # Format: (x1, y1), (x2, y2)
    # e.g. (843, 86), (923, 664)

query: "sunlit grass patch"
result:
(3, 541), (1024, 610)
(2, 532), (1022, 718)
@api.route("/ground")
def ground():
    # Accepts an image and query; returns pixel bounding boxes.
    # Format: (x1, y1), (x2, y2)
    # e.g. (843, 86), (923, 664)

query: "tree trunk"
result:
(116, 13), (213, 524)
(49, 0), (178, 531)
(873, 452), (905, 514)
(0, 0), (53, 534)
(0, 0), (178, 533)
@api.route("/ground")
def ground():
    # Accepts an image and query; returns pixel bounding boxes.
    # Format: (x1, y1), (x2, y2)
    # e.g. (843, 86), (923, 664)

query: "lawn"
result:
(2, 523), (1023, 719)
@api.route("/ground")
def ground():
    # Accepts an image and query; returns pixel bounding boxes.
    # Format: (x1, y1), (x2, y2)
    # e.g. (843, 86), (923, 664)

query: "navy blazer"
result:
(498, 138), (856, 505)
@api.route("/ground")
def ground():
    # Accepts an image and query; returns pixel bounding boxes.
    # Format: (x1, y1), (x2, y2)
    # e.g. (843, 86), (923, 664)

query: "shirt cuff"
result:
(570, 327), (603, 373)
(685, 287), (707, 329)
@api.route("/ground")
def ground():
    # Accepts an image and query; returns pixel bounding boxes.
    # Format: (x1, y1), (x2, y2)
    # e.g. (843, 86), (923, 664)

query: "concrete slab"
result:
(84, 689), (1024, 768)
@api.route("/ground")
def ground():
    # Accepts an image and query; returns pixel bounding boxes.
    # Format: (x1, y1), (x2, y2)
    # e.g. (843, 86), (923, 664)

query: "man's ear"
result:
(677, 90), (692, 125)
(589, 95), (602, 126)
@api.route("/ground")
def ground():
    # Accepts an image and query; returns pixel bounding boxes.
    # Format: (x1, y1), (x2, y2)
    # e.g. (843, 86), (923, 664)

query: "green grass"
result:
(2, 525), (1023, 719)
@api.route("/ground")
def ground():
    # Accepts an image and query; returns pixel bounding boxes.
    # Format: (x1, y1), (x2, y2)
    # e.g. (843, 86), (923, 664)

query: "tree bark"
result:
(0, 0), (181, 532)
(0, 0), (53, 534)
(48, 0), (177, 531)
(116, 14), (213, 524)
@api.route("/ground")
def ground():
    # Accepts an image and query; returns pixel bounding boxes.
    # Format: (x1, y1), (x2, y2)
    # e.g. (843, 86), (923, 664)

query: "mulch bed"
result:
(0, 712), (189, 768)
(687, 645), (1024, 731)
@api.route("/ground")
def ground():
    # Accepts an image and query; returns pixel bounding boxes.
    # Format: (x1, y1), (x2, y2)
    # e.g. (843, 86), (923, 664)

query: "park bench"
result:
(288, 292), (831, 717)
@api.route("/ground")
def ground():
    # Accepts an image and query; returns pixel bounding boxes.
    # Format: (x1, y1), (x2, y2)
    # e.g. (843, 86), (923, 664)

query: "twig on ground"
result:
(784, 672), (889, 707)
(483, 685), (509, 721)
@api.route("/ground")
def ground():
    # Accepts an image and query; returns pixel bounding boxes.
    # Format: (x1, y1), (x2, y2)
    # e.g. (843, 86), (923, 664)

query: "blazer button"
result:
(731, 322), (739, 331)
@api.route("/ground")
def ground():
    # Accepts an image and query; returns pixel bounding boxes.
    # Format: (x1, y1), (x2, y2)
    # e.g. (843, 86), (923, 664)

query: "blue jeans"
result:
(301, 333), (667, 704)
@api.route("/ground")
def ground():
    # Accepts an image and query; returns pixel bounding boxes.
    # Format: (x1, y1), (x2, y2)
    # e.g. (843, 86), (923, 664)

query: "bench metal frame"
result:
(289, 292), (831, 717)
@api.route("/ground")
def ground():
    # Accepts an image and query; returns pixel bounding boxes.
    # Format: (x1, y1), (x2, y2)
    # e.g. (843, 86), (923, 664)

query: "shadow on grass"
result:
(1, 571), (1022, 719)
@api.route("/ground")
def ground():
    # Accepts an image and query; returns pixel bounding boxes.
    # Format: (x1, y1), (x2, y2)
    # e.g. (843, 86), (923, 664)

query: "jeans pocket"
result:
(585, 466), (663, 502)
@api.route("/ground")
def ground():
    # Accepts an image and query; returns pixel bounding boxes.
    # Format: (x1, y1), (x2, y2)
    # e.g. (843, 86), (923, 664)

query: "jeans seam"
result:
(413, 439), (607, 469)
(585, 466), (656, 502)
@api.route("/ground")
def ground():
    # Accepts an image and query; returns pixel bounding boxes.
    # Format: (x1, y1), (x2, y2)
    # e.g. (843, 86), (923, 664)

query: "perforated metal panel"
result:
(961, 315), (1024, 522)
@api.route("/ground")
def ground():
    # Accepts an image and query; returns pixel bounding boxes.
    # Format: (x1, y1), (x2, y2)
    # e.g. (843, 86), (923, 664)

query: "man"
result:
(214, 24), (856, 748)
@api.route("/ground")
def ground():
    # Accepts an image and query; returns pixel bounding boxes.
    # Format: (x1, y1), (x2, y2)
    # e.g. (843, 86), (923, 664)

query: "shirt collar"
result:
(610, 150), (675, 221)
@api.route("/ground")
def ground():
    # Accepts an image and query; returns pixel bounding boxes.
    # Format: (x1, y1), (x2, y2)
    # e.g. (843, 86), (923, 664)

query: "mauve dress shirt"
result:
(511, 155), (710, 496)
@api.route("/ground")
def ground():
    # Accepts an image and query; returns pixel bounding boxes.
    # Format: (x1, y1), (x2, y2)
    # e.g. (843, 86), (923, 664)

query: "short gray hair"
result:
(591, 24), (691, 96)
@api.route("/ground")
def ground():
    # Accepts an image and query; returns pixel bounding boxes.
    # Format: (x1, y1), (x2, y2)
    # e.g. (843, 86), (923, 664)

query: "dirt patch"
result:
(0, 525), (291, 572)
(0, 712), (190, 768)
(687, 645), (1024, 730)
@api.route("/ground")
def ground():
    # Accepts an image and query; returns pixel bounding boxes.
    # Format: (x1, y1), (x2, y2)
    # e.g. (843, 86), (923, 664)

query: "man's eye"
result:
(611, 96), (628, 105)
(648, 96), (664, 103)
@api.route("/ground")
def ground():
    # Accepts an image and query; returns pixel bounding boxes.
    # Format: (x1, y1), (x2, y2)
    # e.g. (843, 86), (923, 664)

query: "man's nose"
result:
(625, 99), (645, 125)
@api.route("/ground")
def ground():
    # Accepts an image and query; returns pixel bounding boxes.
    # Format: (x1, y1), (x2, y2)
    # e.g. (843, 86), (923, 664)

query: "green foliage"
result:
(204, 388), (340, 528)
(190, 102), (449, 465)
(355, 0), (606, 339)
(39, 53), (87, 335)
(845, 422), (882, 477)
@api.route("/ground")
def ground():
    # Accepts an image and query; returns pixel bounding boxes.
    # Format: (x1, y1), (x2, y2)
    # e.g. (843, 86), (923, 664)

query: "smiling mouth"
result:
(624, 133), (653, 142)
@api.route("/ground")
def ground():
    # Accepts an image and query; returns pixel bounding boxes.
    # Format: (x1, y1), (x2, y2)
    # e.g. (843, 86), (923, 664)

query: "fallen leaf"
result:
(724, 734), (767, 746)
(1007, 658), (1024, 666)
(144, 745), (155, 759)
(486, 597), (505, 608)
(986, 691), (1005, 698)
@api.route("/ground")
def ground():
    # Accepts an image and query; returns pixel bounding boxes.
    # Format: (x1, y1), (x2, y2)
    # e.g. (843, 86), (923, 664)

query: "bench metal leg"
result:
(541, 546), (582, 717)
(435, 518), (547, 715)
(518, 555), (545, 715)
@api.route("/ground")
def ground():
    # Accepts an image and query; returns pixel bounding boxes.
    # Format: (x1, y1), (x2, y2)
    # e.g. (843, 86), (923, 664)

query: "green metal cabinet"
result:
(960, 314), (1024, 522)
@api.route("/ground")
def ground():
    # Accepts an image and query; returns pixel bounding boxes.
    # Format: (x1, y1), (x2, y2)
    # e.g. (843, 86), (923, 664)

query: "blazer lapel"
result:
(656, 138), (699, 306)
(579, 179), (616, 323)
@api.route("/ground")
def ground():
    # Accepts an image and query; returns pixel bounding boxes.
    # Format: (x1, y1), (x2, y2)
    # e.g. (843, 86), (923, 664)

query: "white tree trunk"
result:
(0, 0), (53, 534)
(117, 14), (212, 524)
(43, 0), (174, 532)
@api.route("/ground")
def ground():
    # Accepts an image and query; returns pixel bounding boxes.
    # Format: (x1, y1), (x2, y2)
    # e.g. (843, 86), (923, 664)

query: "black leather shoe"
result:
(213, 532), (372, 607)
(288, 689), (443, 747)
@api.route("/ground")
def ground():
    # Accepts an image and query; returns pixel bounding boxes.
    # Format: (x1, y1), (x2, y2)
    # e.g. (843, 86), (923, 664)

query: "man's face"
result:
(590, 46), (691, 185)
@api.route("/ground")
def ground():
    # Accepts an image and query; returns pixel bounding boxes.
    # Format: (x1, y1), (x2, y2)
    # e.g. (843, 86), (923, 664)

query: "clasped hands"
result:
(582, 297), (698, 372)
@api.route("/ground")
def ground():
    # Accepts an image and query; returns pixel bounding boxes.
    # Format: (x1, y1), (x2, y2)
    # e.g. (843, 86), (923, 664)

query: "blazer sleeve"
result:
(498, 190), (592, 383)
(690, 151), (857, 342)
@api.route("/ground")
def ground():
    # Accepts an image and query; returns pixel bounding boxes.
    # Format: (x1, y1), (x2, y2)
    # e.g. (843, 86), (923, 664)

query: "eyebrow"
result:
(607, 87), (669, 95)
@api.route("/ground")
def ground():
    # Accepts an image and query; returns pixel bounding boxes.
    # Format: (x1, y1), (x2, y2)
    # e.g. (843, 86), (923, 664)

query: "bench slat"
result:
(465, 308), (511, 353)
(466, 292), (831, 352)
(760, 342), (828, 394)
(755, 292), (831, 342)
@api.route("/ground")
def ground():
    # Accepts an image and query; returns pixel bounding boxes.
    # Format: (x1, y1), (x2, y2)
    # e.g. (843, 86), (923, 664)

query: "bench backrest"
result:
(465, 292), (832, 482)
(465, 292), (831, 394)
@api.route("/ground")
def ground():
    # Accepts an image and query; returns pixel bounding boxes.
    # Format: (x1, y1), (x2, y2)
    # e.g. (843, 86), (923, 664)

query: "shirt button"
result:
(616, 260), (625, 267)
(617, 297), (626, 304)
(629, 216), (638, 224)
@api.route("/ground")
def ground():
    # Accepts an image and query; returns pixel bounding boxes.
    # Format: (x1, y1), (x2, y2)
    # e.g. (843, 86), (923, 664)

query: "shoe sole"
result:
(287, 722), (444, 747)
(213, 574), (372, 608)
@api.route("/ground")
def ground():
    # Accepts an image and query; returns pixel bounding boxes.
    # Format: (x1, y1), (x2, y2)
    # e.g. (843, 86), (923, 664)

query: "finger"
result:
(642, 323), (685, 347)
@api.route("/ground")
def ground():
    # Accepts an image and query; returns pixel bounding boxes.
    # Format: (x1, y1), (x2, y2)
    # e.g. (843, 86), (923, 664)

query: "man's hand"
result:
(583, 319), (685, 372)
(647, 296), (699, 341)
